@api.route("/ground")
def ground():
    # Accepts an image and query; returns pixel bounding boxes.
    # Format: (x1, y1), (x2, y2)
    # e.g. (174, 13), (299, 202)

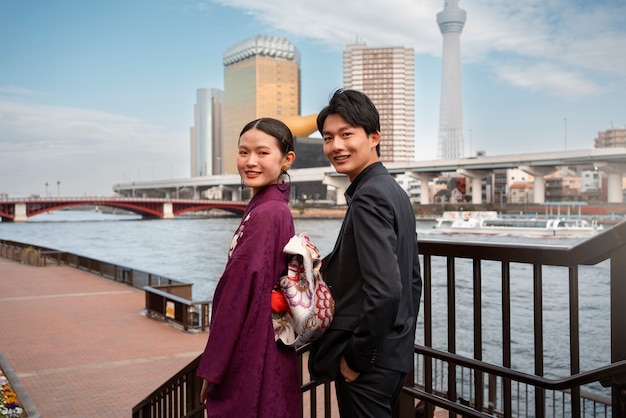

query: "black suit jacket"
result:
(310, 162), (422, 378)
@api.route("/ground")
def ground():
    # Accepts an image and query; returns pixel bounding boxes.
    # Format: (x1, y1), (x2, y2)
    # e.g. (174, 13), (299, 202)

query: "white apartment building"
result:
(343, 42), (416, 162)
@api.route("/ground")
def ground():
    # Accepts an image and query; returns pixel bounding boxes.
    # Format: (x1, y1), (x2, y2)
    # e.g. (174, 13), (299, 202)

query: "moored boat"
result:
(433, 211), (604, 237)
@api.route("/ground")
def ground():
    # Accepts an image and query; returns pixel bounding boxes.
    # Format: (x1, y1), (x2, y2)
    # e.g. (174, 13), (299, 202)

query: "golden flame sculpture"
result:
(280, 114), (319, 137)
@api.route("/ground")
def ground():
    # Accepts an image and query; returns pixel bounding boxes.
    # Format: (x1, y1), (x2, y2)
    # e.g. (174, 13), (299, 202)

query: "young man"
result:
(309, 89), (422, 417)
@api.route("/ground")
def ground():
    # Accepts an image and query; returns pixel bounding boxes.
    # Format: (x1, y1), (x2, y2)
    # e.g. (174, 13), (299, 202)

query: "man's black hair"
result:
(317, 89), (381, 156)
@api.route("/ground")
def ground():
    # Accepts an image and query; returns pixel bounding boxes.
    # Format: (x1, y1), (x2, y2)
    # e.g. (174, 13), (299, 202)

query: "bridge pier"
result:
(607, 172), (623, 203)
(323, 174), (350, 205)
(520, 166), (557, 204)
(595, 162), (626, 203)
(229, 186), (242, 201)
(14, 203), (28, 222)
(162, 202), (174, 219)
(405, 172), (439, 205)
(458, 169), (491, 204)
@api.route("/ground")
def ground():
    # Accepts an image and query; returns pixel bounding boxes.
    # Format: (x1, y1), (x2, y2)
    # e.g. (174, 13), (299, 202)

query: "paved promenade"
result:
(0, 257), (208, 417)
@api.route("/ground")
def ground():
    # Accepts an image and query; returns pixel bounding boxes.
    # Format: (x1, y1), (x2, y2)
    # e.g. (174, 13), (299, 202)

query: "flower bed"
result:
(0, 370), (23, 418)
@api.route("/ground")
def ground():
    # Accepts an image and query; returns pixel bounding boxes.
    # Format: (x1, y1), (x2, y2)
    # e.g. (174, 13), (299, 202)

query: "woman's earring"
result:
(240, 178), (245, 193)
(277, 170), (291, 191)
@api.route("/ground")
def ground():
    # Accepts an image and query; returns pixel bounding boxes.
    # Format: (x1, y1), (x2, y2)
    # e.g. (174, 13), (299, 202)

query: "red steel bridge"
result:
(0, 197), (248, 222)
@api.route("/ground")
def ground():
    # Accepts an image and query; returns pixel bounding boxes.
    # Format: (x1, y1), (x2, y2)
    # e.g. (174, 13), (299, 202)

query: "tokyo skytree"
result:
(436, 0), (467, 159)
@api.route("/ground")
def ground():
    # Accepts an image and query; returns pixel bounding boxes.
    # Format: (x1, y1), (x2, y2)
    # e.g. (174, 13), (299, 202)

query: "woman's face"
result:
(237, 128), (294, 195)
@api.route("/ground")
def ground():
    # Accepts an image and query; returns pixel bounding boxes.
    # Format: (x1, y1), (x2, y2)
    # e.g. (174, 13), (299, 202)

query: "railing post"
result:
(615, 385), (626, 417)
(488, 373), (497, 414)
(533, 265), (545, 418)
(201, 303), (209, 332)
(183, 304), (189, 331)
(611, 246), (626, 417)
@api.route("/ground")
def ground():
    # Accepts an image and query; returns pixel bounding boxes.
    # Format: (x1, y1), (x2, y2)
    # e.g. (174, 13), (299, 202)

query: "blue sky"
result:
(1, 0), (625, 196)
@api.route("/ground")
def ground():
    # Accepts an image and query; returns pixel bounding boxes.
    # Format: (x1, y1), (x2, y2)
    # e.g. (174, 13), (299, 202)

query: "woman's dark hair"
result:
(239, 117), (295, 156)
(316, 89), (381, 156)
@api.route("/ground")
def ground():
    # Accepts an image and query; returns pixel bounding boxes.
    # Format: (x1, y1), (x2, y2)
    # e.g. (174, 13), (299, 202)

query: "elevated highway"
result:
(113, 148), (626, 205)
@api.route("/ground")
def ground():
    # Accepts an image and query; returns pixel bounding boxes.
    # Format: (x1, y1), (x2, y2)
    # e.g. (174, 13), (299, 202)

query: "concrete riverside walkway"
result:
(0, 257), (208, 417)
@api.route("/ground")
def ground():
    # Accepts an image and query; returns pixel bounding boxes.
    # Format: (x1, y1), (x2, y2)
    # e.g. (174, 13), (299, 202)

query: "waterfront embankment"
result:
(291, 206), (346, 218)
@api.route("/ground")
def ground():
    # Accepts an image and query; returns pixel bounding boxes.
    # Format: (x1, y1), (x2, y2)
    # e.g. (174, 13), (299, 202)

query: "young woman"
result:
(197, 118), (302, 417)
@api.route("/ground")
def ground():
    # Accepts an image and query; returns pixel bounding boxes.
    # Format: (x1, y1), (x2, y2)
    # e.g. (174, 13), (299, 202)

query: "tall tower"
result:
(436, 0), (467, 159)
(344, 43), (415, 162)
(190, 88), (223, 177)
(222, 35), (301, 174)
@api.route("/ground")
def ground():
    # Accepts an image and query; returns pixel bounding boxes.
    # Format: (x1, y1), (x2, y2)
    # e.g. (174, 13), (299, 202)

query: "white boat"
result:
(433, 211), (604, 237)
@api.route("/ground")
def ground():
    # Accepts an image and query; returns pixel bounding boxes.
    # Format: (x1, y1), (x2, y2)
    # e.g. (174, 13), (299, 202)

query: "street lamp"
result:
(45, 182), (48, 197)
(57, 180), (61, 197)
(563, 118), (567, 151)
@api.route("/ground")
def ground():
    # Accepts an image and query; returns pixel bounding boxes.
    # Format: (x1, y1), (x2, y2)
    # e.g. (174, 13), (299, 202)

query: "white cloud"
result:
(491, 62), (601, 98)
(0, 85), (42, 99)
(0, 99), (188, 196)
(211, 0), (442, 53)
(209, 0), (626, 98)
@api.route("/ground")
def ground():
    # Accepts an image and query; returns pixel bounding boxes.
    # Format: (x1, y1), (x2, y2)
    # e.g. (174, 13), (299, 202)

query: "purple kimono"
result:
(197, 185), (302, 418)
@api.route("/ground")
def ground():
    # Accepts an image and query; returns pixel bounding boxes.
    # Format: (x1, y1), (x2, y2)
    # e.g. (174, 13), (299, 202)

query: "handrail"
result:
(420, 219), (626, 266)
(415, 345), (626, 391)
(403, 387), (497, 418)
(143, 286), (210, 306)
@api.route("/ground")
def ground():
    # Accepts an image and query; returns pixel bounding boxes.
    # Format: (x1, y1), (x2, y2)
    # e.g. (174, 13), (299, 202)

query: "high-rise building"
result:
(190, 88), (223, 177)
(436, 0), (467, 159)
(343, 42), (415, 162)
(221, 35), (301, 174)
(594, 127), (626, 148)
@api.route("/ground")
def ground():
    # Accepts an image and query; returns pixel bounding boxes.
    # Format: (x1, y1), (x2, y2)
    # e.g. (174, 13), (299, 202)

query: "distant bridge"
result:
(0, 197), (248, 222)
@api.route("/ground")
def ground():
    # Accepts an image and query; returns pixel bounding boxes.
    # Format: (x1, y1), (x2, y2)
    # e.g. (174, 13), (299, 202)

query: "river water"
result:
(0, 210), (613, 398)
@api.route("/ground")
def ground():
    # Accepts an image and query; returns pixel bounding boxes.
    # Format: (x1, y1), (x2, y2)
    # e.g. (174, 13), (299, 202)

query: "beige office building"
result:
(343, 43), (415, 162)
(221, 35), (301, 174)
(595, 127), (626, 148)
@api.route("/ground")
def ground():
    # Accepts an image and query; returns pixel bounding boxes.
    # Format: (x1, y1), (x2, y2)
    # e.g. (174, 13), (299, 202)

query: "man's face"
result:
(322, 114), (380, 182)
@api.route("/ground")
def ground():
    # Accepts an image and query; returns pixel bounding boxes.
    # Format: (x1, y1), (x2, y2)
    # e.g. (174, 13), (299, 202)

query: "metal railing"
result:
(131, 220), (626, 417)
(132, 355), (205, 418)
(0, 239), (187, 290)
(0, 241), (53, 266)
(410, 220), (626, 417)
(132, 345), (335, 418)
(4, 219), (625, 417)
